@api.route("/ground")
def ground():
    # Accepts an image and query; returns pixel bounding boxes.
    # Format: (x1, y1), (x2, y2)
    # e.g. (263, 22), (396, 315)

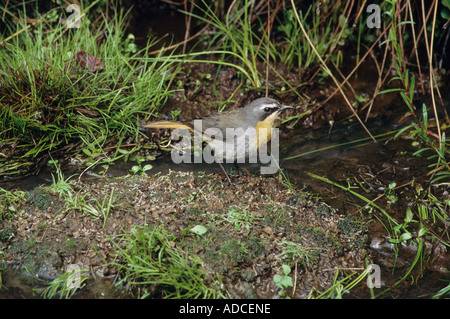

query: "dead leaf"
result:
(76, 50), (105, 72)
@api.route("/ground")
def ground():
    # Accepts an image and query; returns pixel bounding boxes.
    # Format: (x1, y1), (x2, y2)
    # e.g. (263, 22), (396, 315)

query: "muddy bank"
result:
(1, 170), (371, 298)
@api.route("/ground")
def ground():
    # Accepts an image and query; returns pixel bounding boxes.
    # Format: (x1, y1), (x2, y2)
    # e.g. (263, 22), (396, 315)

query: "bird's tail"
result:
(140, 121), (192, 130)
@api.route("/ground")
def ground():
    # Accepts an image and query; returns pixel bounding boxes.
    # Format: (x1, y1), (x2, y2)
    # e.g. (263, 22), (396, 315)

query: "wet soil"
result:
(1, 169), (369, 299)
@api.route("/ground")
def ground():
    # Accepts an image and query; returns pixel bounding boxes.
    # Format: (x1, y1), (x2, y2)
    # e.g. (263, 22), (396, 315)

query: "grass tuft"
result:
(109, 225), (226, 299)
(0, 3), (176, 176)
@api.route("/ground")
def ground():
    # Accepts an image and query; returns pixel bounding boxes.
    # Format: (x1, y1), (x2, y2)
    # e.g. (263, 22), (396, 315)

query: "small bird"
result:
(141, 97), (292, 181)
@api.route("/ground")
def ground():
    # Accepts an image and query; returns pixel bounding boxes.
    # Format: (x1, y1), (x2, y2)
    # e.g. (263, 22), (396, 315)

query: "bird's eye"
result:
(264, 107), (271, 112)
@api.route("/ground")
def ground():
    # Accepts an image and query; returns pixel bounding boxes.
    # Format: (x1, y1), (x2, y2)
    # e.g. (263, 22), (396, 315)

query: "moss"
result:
(336, 215), (368, 249)
(219, 237), (264, 265)
(316, 203), (336, 217)
(287, 193), (309, 206)
(337, 215), (363, 237)
(0, 227), (14, 242)
(263, 202), (291, 229)
(199, 224), (264, 276)
(27, 187), (52, 213)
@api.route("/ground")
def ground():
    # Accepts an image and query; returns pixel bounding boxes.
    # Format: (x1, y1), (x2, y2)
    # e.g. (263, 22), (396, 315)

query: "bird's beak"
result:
(280, 105), (293, 111)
